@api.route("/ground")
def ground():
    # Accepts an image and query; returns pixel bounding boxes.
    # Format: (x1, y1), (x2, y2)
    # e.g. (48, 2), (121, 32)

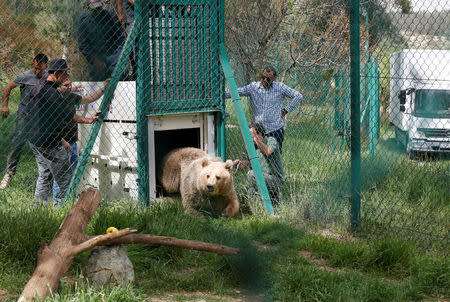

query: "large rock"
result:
(83, 245), (134, 286)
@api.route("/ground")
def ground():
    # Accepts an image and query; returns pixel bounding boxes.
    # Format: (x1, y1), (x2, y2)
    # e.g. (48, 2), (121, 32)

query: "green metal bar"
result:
(198, 6), (205, 99)
(216, 112), (225, 160)
(350, 0), (361, 232)
(211, 0), (220, 105)
(360, 92), (370, 124)
(147, 98), (219, 109)
(177, 7), (183, 100)
(219, 43), (274, 215)
(184, 9), (190, 100)
(171, 8), (176, 101)
(158, 14), (163, 102)
(65, 20), (138, 200)
(369, 56), (379, 155)
(151, 6), (157, 104)
(136, 0), (150, 205)
(218, 0), (226, 160)
(191, 6), (198, 100)
(164, 9), (170, 101)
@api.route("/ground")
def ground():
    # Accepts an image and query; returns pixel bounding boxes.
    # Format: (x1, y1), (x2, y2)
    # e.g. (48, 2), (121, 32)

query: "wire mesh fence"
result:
(0, 0), (448, 252)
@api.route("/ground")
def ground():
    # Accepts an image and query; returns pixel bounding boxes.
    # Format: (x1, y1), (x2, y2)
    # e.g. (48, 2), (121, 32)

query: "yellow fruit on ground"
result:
(106, 227), (119, 234)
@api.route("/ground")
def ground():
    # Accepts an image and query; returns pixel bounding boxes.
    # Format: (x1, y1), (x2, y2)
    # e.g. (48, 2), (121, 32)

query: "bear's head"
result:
(198, 158), (233, 196)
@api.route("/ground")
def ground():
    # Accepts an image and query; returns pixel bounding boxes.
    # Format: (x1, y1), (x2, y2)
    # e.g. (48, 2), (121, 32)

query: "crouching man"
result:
(234, 123), (285, 204)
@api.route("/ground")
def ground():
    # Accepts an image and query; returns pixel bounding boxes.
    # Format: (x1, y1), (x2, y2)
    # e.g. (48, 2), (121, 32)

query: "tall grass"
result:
(0, 196), (448, 301)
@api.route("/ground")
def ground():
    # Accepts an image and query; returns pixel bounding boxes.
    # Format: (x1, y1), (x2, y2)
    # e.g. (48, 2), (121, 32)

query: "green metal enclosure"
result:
(145, 2), (223, 115)
(67, 0), (253, 206)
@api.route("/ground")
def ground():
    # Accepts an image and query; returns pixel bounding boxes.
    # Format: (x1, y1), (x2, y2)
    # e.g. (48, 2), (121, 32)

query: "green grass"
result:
(0, 197), (448, 301)
(225, 99), (449, 252)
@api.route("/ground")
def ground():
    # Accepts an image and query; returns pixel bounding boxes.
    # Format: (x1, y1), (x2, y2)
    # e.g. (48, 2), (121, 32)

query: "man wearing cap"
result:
(28, 58), (109, 202)
(78, 0), (125, 81)
(0, 53), (48, 189)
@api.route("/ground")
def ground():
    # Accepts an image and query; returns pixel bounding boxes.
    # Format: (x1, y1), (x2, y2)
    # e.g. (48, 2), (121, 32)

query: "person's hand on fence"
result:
(71, 84), (84, 93)
(249, 127), (257, 142)
(85, 111), (102, 124)
(1, 104), (9, 118)
(233, 159), (249, 170)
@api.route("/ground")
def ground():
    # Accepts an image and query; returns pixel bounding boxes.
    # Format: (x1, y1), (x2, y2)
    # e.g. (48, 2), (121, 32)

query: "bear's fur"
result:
(160, 147), (239, 217)
(160, 147), (208, 194)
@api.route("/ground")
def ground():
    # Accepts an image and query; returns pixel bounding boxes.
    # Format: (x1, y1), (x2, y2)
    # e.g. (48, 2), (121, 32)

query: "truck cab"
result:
(389, 49), (450, 157)
(397, 87), (449, 155)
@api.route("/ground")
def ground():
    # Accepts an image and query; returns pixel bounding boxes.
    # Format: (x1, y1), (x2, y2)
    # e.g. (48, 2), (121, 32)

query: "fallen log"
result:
(18, 188), (239, 301)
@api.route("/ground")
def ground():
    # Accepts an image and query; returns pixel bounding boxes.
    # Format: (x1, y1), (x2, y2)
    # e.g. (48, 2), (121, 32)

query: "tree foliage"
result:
(224, 0), (406, 88)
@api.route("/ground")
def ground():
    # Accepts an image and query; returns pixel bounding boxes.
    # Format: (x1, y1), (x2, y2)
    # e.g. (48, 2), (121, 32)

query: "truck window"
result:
(414, 89), (450, 118)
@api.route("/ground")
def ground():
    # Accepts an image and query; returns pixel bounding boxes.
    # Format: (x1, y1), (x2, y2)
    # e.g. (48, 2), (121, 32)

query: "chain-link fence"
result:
(0, 0), (448, 252)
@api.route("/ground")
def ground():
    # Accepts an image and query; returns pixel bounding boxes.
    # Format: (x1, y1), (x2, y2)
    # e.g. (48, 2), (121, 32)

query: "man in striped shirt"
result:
(225, 65), (303, 150)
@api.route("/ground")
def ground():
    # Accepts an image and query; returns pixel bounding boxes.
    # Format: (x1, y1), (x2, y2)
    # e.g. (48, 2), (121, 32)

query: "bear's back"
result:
(160, 147), (208, 194)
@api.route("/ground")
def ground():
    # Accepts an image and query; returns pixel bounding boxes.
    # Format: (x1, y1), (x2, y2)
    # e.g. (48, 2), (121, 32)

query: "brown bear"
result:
(160, 147), (239, 217)
(160, 147), (208, 194)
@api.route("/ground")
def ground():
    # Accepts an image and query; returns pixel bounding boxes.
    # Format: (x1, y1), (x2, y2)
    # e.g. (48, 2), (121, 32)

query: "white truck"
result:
(389, 49), (450, 157)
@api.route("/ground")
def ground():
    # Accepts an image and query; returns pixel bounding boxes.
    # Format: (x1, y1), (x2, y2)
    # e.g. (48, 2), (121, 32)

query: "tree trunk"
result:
(18, 188), (239, 301)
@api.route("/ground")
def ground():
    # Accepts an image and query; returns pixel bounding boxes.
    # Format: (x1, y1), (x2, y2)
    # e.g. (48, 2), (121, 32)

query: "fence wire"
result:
(0, 0), (448, 252)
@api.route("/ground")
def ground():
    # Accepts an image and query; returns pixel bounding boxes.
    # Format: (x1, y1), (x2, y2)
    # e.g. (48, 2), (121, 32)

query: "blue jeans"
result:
(53, 142), (78, 203)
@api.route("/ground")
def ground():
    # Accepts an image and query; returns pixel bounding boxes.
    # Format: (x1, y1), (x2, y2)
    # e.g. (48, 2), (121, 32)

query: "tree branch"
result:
(100, 233), (240, 256)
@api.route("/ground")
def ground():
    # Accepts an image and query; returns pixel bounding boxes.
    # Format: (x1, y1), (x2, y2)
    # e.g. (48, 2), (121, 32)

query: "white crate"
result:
(75, 82), (217, 202)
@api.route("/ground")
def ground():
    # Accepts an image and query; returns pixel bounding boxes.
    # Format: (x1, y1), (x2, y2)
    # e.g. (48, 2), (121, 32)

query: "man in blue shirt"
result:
(78, 0), (125, 81)
(225, 65), (303, 150)
(0, 53), (48, 189)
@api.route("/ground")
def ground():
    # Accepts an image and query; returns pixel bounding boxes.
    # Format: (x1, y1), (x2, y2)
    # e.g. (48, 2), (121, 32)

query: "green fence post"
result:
(219, 43), (274, 215)
(65, 21), (138, 200)
(350, 0), (361, 232)
(218, 0), (226, 161)
(369, 56), (380, 155)
(136, 0), (150, 205)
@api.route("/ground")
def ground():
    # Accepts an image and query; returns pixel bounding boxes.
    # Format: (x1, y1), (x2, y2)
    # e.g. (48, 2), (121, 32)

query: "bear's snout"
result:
(207, 184), (214, 192)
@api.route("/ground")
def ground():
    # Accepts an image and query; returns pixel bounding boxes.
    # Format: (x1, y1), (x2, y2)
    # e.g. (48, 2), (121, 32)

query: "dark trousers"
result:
(5, 114), (28, 175)
(266, 128), (285, 151)
(30, 143), (72, 202)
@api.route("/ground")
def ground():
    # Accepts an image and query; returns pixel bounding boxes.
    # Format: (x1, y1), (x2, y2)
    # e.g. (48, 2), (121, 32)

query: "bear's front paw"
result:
(223, 204), (239, 217)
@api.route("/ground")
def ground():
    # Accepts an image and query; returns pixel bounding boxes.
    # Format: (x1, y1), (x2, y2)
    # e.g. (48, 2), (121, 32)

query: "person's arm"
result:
(73, 111), (100, 124)
(225, 83), (253, 99)
(1, 81), (18, 118)
(115, 0), (125, 24)
(280, 83), (303, 116)
(250, 128), (273, 156)
(61, 138), (71, 152)
(79, 80), (109, 105)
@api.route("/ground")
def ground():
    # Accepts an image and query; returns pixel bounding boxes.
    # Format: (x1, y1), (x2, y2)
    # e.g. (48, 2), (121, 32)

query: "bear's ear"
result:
(224, 160), (233, 171)
(201, 157), (209, 168)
